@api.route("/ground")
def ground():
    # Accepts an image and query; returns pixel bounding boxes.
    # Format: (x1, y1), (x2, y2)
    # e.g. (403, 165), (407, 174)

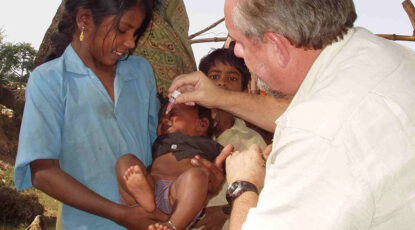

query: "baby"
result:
(116, 102), (223, 230)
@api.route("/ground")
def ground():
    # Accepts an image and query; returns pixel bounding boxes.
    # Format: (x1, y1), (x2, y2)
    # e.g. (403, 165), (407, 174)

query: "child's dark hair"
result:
(199, 48), (251, 91)
(44, 0), (156, 63)
(158, 95), (215, 138)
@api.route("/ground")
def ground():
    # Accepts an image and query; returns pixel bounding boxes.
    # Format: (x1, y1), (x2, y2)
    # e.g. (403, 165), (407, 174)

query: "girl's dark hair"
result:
(199, 48), (251, 91)
(44, 0), (156, 63)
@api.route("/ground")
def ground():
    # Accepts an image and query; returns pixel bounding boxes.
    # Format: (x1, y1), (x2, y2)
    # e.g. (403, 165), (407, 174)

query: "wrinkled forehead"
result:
(159, 103), (198, 119)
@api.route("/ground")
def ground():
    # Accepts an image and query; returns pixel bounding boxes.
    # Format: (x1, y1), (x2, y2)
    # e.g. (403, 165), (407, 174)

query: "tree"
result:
(0, 28), (4, 44)
(34, 0), (65, 68)
(0, 30), (36, 117)
(0, 42), (36, 85)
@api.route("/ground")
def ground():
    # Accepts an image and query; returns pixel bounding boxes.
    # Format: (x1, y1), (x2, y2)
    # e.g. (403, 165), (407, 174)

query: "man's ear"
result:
(264, 32), (290, 68)
(210, 109), (218, 128)
(197, 117), (210, 134)
(76, 8), (94, 30)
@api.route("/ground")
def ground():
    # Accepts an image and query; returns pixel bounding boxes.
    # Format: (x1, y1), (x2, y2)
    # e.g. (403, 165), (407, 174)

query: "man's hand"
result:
(191, 144), (234, 194)
(226, 144), (266, 190)
(193, 205), (228, 230)
(168, 71), (229, 108)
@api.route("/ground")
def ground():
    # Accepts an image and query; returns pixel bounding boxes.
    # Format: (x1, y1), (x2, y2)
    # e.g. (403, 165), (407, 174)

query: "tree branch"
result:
(376, 34), (415, 41)
(190, 37), (228, 44)
(189, 18), (225, 40)
(402, 0), (415, 35)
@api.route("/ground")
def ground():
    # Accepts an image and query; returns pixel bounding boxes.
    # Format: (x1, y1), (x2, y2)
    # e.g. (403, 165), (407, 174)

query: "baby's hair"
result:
(43, 0), (157, 64)
(199, 48), (250, 91)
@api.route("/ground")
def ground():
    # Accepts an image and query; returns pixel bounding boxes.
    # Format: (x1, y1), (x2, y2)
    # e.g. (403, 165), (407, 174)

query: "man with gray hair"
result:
(170, 0), (415, 229)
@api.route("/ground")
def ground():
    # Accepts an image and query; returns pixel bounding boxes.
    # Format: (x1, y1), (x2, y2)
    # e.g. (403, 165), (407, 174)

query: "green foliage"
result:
(0, 27), (4, 44)
(0, 30), (37, 86)
(3, 167), (14, 187)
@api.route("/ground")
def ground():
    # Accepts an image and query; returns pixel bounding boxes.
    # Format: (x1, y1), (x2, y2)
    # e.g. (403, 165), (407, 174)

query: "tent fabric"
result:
(135, 0), (196, 97)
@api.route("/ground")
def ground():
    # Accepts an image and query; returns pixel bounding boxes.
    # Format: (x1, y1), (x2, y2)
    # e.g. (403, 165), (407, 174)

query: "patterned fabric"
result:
(136, 0), (196, 97)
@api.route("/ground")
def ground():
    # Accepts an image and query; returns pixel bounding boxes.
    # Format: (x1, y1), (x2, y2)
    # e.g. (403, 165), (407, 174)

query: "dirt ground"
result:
(0, 114), (58, 229)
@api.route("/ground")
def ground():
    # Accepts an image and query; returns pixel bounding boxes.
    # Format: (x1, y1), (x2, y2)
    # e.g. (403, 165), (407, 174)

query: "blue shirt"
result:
(14, 45), (160, 229)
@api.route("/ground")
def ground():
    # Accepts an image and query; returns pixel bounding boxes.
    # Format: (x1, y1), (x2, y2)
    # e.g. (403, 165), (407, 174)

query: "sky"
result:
(0, 0), (414, 65)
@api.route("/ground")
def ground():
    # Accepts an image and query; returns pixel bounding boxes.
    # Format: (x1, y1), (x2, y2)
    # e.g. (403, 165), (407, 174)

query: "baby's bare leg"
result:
(116, 154), (155, 212)
(168, 167), (209, 230)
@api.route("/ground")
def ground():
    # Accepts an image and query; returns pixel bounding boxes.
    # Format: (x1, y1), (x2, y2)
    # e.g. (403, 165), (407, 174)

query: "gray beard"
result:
(256, 78), (285, 99)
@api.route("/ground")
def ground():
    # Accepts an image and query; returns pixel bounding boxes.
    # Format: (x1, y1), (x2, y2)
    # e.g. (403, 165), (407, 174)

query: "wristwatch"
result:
(226, 180), (259, 204)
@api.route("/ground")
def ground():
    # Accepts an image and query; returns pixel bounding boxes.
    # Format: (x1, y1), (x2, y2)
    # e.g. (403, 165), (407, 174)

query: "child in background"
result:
(199, 48), (266, 153)
(116, 102), (224, 230)
(193, 48), (267, 230)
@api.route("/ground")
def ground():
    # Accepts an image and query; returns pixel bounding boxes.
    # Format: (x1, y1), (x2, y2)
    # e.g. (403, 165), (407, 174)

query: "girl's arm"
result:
(30, 159), (163, 229)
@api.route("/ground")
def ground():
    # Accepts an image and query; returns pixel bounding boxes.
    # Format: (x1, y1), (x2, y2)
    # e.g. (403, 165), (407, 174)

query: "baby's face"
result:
(157, 104), (203, 136)
(207, 61), (243, 91)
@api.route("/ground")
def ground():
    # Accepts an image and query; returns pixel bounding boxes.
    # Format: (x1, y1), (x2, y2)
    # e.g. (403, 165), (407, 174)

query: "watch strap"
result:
(226, 180), (259, 204)
(222, 204), (231, 215)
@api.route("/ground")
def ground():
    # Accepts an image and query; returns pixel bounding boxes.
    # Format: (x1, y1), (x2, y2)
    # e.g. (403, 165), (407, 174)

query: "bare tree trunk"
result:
(34, 0), (65, 68)
(0, 85), (25, 118)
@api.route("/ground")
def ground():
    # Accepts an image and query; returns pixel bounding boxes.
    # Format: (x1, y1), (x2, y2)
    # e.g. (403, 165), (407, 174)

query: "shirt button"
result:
(171, 144), (177, 150)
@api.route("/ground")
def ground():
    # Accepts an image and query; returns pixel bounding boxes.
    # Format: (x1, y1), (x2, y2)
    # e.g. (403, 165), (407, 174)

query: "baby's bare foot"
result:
(148, 222), (173, 230)
(124, 165), (155, 212)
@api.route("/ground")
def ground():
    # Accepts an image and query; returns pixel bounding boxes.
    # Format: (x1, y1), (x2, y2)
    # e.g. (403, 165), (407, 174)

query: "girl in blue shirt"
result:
(14, 0), (165, 229)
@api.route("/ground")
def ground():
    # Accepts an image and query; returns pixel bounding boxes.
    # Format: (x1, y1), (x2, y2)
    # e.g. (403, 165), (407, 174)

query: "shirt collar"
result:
(232, 117), (249, 133)
(63, 44), (139, 80)
(287, 28), (355, 111)
(275, 28), (355, 125)
(63, 44), (89, 75)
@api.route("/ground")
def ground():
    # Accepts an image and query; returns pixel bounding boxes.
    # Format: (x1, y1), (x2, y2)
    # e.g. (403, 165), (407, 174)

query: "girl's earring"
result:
(80, 26), (85, 42)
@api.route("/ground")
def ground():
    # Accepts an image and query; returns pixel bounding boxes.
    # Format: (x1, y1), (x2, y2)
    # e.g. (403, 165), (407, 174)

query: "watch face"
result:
(231, 182), (242, 195)
(229, 181), (239, 194)
(226, 181), (243, 204)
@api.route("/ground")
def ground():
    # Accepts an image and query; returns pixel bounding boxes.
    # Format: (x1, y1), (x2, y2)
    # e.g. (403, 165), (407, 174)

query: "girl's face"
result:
(86, 6), (146, 67)
(207, 61), (243, 91)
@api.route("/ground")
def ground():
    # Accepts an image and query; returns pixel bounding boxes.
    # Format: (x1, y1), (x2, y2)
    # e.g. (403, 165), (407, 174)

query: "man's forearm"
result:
(229, 191), (259, 230)
(217, 91), (290, 132)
